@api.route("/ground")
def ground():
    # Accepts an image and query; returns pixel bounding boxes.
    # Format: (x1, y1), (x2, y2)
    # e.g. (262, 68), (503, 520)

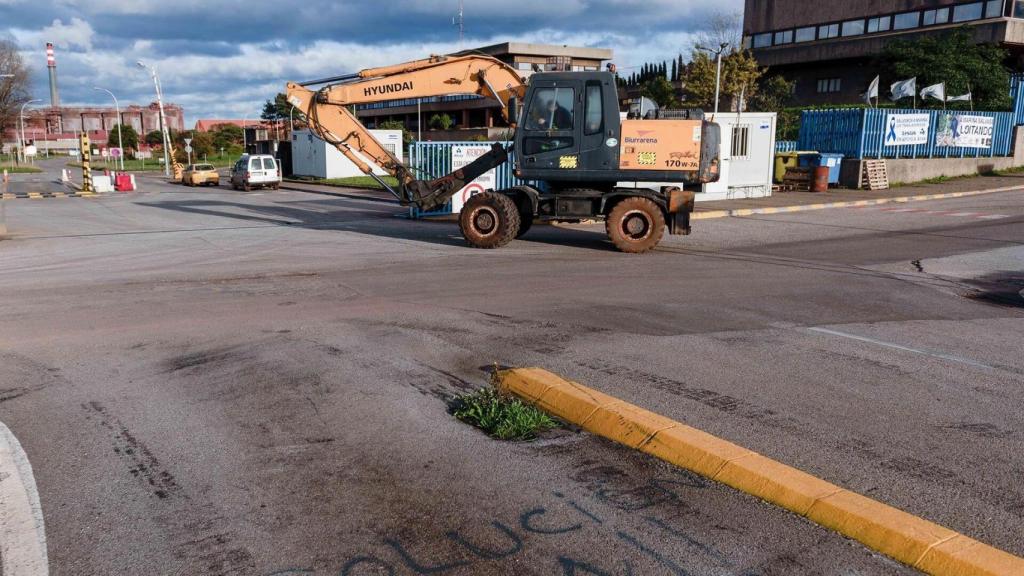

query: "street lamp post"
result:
(19, 99), (41, 164)
(136, 61), (172, 177)
(696, 42), (730, 115)
(94, 87), (124, 170)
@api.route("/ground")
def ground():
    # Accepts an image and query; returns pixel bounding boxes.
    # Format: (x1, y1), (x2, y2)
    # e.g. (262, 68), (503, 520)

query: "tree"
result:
(878, 27), (1010, 110)
(670, 59), (678, 83)
(145, 130), (164, 146)
(107, 124), (139, 152)
(429, 113), (454, 130)
(641, 77), (679, 109)
(211, 123), (243, 149)
(0, 39), (32, 140)
(690, 10), (743, 54)
(749, 75), (795, 112)
(377, 119), (413, 145)
(261, 93), (291, 122)
(685, 49), (762, 111)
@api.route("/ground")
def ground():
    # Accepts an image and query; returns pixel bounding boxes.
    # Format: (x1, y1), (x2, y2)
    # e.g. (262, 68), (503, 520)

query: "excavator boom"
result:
(286, 55), (527, 211)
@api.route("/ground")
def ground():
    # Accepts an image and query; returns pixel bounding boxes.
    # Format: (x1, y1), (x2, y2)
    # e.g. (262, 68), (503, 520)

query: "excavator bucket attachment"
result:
(402, 143), (509, 212)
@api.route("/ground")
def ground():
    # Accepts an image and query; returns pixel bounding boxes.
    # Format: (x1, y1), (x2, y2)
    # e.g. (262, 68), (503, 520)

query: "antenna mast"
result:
(454, 0), (464, 49)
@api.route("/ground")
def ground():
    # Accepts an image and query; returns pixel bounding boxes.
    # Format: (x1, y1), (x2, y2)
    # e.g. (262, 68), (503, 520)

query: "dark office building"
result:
(744, 1), (1024, 105)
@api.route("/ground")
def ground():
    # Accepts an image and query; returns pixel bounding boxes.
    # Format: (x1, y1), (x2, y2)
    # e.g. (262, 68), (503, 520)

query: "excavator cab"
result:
(513, 71), (720, 186)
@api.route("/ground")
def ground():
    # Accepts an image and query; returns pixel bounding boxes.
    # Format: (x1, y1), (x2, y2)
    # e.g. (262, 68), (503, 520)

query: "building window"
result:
(816, 78), (841, 93)
(774, 30), (793, 44)
(818, 23), (840, 39)
(1016, 0), (1024, 18)
(753, 33), (772, 48)
(795, 26), (816, 42)
(516, 62), (533, 71)
(867, 15), (891, 32)
(923, 7), (950, 25)
(894, 11), (920, 29)
(731, 125), (750, 159)
(841, 19), (865, 36)
(954, 2), (984, 21)
(986, 0), (1003, 17)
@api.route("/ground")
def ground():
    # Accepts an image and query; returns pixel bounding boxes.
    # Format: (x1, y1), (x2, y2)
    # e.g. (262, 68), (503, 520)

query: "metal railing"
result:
(798, 108), (1014, 159)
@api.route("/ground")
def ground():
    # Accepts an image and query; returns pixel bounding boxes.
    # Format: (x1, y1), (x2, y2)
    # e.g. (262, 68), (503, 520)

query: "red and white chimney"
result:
(46, 42), (60, 108)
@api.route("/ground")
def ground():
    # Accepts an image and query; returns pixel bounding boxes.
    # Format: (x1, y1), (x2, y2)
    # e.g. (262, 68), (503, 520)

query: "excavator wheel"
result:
(605, 196), (666, 253)
(459, 191), (521, 249)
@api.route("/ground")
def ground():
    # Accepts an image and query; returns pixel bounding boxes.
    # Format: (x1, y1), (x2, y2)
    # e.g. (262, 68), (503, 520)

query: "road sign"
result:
(183, 138), (192, 145)
(184, 145), (193, 153)
(110, 147), (122, 158)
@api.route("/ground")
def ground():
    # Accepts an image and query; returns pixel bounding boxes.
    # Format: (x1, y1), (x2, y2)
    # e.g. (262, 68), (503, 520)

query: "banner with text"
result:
(936, 114), (994, 148)
(884, 113), (930, 146)
(450, 144), (497, 213)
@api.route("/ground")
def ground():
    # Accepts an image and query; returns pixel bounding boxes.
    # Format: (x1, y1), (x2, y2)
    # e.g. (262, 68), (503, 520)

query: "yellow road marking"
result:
(499, 367), (1024, 576)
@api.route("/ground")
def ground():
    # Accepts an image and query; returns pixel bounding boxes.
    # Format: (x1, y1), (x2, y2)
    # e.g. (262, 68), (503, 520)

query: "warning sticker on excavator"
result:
(559, 155), (578, 169)
(637, 152), (657, 166)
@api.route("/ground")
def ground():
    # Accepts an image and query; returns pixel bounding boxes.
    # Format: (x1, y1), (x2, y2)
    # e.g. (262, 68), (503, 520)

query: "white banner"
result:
(450, 144), (497, 213)
(884, 114), (930, 146)
(936, 114), (994, 148)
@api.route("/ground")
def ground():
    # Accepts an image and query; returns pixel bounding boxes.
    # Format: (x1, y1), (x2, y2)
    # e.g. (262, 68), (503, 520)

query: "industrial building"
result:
(745, 0), (1024, 105)
(3, 43), (184, 154)
(356, 42), (613, 139)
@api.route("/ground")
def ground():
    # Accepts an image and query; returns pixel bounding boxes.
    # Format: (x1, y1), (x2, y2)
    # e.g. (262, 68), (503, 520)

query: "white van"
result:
(230, 154), (281, 191)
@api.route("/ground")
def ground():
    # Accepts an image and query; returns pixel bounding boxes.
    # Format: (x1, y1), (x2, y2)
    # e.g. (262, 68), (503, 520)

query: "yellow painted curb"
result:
(497, 367), (1024, 576)
(691, 185), (1021, 221)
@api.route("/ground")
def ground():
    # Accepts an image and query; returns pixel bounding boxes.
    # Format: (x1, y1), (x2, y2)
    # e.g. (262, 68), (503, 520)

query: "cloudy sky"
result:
(3, 0), (742, 126)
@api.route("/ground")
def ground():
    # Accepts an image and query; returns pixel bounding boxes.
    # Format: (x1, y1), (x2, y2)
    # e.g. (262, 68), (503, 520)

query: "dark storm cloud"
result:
(3, 0), (742, 122)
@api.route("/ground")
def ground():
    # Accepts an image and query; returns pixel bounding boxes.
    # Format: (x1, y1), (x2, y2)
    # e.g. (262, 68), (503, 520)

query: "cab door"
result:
(516, 80), (580, 173)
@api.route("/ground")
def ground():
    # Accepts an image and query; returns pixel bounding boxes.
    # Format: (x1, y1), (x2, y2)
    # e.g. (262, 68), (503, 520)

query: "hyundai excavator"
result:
(286, 54), (720, 253)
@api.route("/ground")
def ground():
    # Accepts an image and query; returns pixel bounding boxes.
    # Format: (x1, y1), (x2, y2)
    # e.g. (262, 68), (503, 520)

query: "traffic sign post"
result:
(183, 138), (192, 165)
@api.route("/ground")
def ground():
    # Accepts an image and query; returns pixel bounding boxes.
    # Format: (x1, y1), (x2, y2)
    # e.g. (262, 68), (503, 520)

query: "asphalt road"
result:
(1, 159), (1022, 575)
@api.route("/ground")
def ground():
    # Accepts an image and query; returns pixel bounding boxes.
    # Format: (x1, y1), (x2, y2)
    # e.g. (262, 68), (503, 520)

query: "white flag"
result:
(890, 77), (917, 101)
(947, 92), (972, 102)
(920, 82), (945, 102)
(863, 75), (879, 105)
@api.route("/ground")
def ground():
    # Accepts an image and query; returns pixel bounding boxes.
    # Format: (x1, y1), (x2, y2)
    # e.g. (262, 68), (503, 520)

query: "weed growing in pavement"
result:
(451, 387), (559, 441)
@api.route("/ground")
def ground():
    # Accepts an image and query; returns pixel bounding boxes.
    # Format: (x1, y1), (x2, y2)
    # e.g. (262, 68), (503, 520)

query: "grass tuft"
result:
(452, 387), (558, 441)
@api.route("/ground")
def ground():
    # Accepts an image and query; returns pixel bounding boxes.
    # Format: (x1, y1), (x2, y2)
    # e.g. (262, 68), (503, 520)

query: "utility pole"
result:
(137, 61), (172, 177)
(94, 87), (124, 170)
(696, 43), (729, 115)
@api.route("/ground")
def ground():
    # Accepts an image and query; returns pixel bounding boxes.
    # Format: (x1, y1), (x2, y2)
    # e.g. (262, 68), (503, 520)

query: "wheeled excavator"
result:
(286, 55), (720, 253)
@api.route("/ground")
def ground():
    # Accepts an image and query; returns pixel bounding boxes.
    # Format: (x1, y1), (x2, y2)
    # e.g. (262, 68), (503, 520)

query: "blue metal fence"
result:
(407, 141), (535, 217)
(775, 140), (798, 153)
(798, 108), (1013, 159)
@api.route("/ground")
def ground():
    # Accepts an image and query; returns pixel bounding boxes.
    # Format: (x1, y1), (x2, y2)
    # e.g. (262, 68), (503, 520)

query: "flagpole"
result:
(942, 82), (946, 111)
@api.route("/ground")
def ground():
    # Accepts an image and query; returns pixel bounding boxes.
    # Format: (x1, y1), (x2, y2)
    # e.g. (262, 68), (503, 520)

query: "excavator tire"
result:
(605, 196), (666, 253)
(515, 202), (534, 238)
(459, 191), (521, 249)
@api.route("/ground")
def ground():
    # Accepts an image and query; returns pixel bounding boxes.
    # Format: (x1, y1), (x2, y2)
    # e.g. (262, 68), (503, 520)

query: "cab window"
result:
(525, 87), (575, 131)
(584, 83), (603, 136)
(262, 158), (276, 170)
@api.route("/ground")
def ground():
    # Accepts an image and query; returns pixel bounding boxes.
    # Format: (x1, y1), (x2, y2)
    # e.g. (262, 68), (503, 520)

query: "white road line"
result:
(0, 421), (48, 576)
(977, 214), (1010, 220)
(946, 212), (976, 217)
(806, 327), (996, 370)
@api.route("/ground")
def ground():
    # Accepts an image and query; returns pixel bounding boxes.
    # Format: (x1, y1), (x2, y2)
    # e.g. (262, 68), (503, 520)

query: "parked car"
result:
(230, 154), (281, 191)
(182, 164), (220, 187)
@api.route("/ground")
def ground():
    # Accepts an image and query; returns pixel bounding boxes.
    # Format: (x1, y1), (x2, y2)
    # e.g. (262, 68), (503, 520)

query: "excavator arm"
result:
(286, 55), (527, 211)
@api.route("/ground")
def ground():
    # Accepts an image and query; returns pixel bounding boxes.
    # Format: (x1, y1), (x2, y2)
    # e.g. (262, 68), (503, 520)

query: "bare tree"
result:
(0, 39), (32, 144)
(690, 11), (744, 55)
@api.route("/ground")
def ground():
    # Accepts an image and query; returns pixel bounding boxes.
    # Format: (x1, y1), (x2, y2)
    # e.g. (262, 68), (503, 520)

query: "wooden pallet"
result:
(862, 160), (889, 191)
(781, 167), (812, 192)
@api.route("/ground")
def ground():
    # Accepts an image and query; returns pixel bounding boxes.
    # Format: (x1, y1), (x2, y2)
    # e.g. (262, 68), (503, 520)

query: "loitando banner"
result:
(936, 113), (994, 148)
